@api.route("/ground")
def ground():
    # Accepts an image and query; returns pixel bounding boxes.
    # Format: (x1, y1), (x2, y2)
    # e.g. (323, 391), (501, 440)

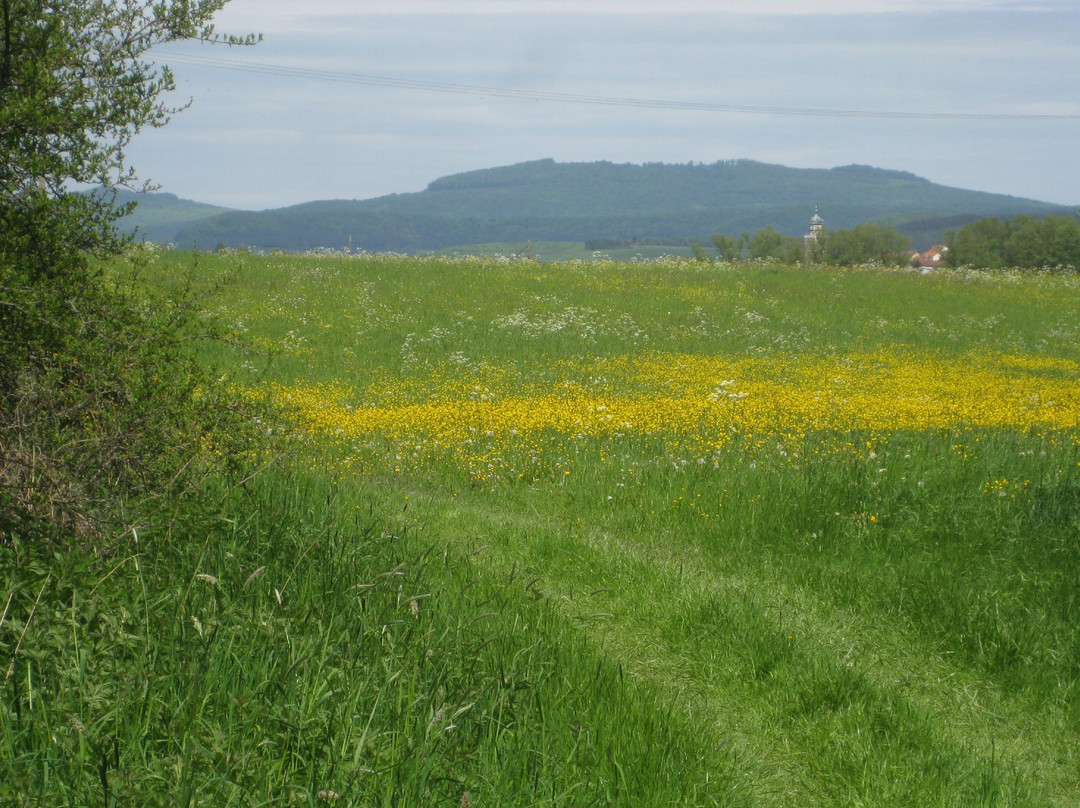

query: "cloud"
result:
(214, 0), (1063, 33)
(149, 2), (1080, 209)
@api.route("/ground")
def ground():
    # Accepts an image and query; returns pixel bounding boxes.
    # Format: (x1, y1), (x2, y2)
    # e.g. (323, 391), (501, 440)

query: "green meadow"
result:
(4, 250), (1079, 806)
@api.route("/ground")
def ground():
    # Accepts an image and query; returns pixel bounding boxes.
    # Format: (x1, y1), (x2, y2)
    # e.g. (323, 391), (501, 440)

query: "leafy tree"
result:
(690, 242), (713, 262)
(1002, 215), (1044, 268)
(1042, 215), (1080, 267)
(1005, 215), (1080, 268)
(697, 226), (807, 265)
(1, 1), (254, 253)
(711, 233), (741, 262)
(747, 226), (783, 260)
(945, 217), (1008, 269)
(748, 226), (804, 263)
(1, 1), (257, 541)
(946, 215), (1080, 269)
(818, 223), (910, 266)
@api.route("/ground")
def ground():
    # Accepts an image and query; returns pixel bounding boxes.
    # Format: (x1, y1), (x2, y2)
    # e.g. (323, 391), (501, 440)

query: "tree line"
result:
(946, 214), (1080, 269)
(695, 214), (1080, 270)
(694, 223), (912, 266)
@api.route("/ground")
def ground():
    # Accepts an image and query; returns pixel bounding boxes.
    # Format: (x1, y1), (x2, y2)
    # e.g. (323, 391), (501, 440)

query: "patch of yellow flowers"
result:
(264, 349), (1079, 481)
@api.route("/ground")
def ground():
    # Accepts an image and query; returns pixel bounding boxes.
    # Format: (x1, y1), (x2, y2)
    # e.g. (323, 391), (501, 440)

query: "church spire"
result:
(804, 206), (824, 263)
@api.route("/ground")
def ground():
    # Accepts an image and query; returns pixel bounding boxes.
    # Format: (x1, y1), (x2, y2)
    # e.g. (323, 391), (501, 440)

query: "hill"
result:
(155, 159), (1075, 253)
(107, 188), (234, 245)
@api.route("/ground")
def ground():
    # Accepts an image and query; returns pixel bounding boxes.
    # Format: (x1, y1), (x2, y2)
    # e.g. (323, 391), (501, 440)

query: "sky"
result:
(128, 0), (1080, 210)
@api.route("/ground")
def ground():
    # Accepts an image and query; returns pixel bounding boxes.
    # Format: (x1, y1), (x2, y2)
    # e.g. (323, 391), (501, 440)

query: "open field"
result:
(5, 252), (1079, 805)
(208, 253), (1080, 804)
(430, 241), (698, 262)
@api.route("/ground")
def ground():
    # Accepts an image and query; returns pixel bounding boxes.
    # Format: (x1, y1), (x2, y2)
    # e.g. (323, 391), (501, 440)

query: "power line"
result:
(155, 50), (1080, 122)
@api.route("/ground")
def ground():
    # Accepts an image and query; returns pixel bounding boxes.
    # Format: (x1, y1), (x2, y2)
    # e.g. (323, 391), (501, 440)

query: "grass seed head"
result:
(244, 565), (267, 588)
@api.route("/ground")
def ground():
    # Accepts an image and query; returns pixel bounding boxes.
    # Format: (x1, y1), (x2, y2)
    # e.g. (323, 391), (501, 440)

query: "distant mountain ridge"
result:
(116, 159), (1077, 253)
(108, 188), (232, 245)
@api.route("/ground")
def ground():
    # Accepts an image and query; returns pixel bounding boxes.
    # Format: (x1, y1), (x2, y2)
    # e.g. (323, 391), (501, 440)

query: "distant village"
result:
(803, 207), (948, 270)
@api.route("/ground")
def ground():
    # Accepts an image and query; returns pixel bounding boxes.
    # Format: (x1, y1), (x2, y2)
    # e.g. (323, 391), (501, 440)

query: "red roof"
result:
(918, 245), (949, 268)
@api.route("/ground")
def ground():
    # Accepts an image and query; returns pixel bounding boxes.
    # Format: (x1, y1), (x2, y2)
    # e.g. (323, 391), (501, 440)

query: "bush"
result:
(0, 196), (263, 544)
(0, 1), (259, 547)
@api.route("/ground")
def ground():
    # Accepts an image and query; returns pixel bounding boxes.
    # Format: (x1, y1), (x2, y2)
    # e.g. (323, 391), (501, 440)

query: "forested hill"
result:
(147, 159), (1074, 252)
(106, 188), (232, 245)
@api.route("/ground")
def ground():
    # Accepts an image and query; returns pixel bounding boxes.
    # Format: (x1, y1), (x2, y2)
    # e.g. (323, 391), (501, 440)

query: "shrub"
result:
(0, 210), (262, 542)
(0, 1), (258, 547)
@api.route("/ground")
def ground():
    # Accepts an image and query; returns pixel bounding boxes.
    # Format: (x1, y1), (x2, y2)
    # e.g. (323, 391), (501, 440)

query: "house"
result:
(912, 244), (949, 270)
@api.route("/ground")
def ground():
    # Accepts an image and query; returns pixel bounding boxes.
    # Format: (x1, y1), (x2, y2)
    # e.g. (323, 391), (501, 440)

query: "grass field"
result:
(431, 241), (698, 262)
(4, 251), (1079, 805)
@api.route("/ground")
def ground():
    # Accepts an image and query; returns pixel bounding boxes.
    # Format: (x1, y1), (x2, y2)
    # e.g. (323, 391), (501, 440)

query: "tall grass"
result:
(2, 469), (738, 805)
(6, 249), (1079, 805)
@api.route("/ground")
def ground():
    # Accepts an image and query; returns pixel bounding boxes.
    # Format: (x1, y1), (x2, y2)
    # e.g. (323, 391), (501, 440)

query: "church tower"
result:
(804, 206), (824, 262)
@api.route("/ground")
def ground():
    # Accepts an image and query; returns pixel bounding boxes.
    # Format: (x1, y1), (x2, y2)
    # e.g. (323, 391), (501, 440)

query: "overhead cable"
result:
(155, 51), (1080, 122)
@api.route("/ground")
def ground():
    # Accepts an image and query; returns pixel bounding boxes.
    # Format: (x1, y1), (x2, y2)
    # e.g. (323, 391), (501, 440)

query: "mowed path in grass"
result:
(189, 252), (1080, 806)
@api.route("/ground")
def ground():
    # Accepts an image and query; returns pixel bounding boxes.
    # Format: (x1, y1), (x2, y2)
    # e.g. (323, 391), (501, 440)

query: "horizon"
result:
(130, 156), (1075, 213)
(129, 2), (1080, 210)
